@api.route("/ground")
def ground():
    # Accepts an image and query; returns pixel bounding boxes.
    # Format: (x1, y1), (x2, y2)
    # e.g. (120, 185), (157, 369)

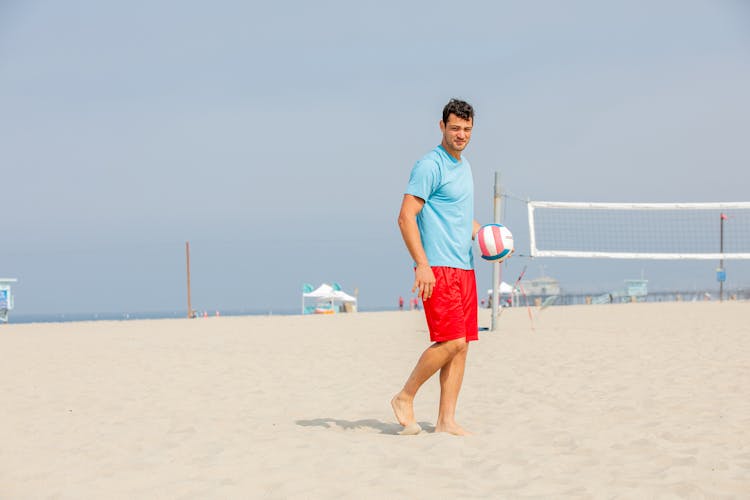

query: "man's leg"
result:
(436, 342), (469, 435)
(434, 268), (477, 435)
(391, 338), (467, 428)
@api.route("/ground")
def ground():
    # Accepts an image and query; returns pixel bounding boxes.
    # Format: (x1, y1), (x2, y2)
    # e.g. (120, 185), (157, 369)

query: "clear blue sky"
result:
(2, 1), (749, 314)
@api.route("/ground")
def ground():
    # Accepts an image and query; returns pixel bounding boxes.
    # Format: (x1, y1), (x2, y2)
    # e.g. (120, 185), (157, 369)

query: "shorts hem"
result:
(430, 332), (479, 343)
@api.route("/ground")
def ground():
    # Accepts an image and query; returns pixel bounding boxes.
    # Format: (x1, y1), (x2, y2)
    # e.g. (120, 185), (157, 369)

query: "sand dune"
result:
(1, 302), (749, 498)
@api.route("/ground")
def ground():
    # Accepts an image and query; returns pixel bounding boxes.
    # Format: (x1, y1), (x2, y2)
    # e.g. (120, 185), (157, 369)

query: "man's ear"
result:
(439, 120), (445, 132)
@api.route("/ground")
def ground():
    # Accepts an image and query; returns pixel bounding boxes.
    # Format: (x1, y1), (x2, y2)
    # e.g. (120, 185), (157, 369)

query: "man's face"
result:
(440, 114), (473, 153)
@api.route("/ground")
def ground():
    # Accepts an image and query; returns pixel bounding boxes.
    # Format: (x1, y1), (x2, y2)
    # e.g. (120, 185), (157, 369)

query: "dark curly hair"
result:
(442, 98), (474, 124)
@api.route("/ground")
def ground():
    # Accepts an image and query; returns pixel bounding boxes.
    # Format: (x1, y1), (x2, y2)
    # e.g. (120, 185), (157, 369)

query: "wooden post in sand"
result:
(719, 213), (726, 302)
(186, 241), (194, 318)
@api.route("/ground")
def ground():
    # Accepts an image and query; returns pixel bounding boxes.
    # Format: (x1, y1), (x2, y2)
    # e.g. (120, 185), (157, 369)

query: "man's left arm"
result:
(472, 220), (481, 240)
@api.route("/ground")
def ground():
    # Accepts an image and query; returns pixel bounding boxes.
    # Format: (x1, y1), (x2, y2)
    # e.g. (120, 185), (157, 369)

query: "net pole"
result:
(491, 172), (502, 332)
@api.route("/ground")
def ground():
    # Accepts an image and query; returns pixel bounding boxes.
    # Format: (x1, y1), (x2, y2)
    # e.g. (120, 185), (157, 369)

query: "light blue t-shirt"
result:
(405, 145), (474, 270)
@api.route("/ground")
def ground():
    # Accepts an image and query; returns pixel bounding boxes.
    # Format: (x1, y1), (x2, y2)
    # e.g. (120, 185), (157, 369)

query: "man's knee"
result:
(441, 338), (468, 356)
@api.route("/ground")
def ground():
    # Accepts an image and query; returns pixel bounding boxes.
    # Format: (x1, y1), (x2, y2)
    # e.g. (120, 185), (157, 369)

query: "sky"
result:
(1, 0), (749, 315)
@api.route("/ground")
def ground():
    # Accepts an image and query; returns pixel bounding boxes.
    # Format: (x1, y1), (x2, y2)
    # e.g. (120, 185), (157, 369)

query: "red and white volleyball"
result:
(477, 224), (514, 262)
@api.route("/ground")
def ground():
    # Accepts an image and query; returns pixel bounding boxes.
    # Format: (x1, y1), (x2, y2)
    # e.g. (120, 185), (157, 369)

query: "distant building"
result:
(519, 276), (560, 297)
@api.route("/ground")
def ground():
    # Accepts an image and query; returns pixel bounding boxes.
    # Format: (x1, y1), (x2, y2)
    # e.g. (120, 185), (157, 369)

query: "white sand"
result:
(1, 302), (749, 498)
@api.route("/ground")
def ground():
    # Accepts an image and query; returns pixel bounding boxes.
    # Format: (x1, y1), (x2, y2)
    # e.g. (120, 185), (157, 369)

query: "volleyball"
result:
(477, 224), (514, 262)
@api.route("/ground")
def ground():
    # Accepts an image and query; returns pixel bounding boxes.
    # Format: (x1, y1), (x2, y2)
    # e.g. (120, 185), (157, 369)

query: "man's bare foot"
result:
(435, 422), (472, 436)
(397, 422), (422, 435)
(391, 392), (415, 427)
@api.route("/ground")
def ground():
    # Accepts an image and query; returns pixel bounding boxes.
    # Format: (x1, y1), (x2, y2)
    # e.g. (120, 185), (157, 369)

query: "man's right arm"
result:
(397, 194), (436, 300)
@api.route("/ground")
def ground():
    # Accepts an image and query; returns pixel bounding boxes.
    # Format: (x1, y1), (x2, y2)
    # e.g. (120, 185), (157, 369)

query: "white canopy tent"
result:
(488, 281), (515, 295)
(487, 281), (519, 308)
(302, 283), (357, 314)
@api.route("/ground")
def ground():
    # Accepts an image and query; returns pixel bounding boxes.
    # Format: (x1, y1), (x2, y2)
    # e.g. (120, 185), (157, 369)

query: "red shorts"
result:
(422, 267), (478, 343)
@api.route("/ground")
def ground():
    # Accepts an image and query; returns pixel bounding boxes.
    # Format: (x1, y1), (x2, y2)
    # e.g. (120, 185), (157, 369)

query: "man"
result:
(391, 99), (481, 436)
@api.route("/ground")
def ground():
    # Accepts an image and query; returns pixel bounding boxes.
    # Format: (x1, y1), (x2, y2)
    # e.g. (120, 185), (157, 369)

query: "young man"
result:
(392, 99), (481, 436)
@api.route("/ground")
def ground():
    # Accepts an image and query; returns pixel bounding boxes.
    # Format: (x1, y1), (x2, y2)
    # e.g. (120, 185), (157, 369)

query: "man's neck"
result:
(440, 141), (462, 162)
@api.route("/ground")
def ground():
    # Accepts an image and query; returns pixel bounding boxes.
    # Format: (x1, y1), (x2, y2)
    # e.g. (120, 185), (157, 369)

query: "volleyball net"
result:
(527, 201), (750, 260)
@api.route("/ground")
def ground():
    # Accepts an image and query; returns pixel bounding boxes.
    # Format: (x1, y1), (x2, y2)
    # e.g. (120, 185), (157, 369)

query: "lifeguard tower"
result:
(0, 278), (18, 323)
(625, 279), (648, 302)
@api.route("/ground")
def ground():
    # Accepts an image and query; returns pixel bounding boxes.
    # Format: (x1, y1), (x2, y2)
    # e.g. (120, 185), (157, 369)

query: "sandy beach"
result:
(1, 301), (749, 499)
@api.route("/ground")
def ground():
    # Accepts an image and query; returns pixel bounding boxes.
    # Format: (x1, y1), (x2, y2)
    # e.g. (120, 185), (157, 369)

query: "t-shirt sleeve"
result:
(405, 159), (440, 202)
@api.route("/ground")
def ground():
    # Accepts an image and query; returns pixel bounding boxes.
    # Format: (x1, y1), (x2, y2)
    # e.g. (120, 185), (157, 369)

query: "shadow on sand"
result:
(295, 418), (435, 435)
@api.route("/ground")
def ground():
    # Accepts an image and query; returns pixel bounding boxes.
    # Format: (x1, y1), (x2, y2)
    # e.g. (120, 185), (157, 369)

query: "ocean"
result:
(3, 306), (397, 325)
